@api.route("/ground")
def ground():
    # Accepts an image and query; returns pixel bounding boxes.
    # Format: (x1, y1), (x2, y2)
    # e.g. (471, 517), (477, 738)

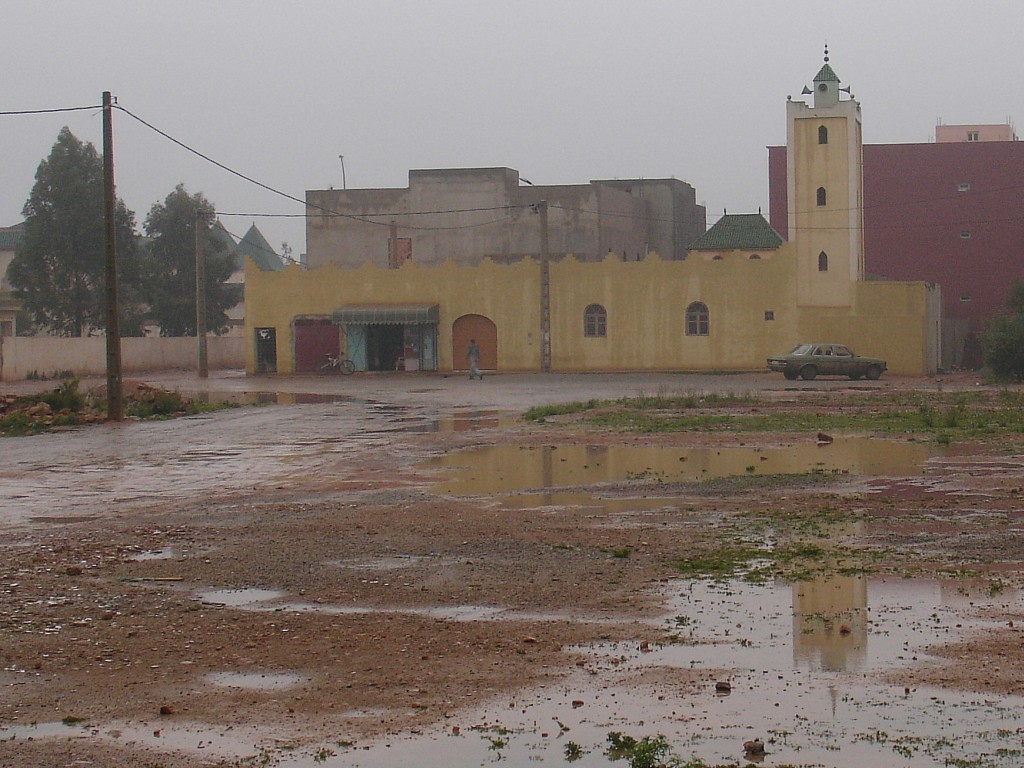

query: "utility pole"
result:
(339, 155), (347, 190)
(195, 212), (208, 378)
(102, 91), (124, 420)
(538, 200), (551, 372)
(388, 219), (398, 268)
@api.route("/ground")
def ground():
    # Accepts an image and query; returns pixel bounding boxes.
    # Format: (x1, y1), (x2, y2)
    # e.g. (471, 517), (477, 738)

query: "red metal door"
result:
(294, 319), (339, 372)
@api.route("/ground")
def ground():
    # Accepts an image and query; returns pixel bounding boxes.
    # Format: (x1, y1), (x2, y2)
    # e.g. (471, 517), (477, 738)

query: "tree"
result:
(142, 185), (240, 337)
(8, 127), (145, 336)
(982, 280), (1024, 381)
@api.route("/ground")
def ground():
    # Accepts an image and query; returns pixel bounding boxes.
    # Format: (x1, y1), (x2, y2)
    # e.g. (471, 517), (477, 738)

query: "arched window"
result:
(816, 187), (827, 206)
(749, 253), (761, 260)
(818, 251), (829, 272)
(685, 302), (709, 336)
(583, 304), (607, 337)
(818, 125), (828, 144)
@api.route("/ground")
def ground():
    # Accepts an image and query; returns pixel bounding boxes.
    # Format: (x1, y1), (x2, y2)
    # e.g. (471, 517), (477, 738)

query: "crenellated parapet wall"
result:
(245, 245), (937, 375)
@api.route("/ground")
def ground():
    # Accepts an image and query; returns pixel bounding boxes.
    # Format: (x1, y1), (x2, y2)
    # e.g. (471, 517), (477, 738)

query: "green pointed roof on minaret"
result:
(814, 62), (839, 83)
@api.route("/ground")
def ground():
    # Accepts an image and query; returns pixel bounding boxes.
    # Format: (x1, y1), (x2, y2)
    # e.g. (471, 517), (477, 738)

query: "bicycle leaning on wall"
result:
(318, 352), (355, 374)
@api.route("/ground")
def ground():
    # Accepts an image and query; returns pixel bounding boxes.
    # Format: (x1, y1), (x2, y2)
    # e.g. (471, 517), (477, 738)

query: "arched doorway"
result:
(452, 314), (497, 372)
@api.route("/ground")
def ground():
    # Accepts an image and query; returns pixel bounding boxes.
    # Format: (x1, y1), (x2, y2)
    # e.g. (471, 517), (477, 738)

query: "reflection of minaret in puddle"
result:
(792, 574), (869, 671)
(541, 445), (554, 506)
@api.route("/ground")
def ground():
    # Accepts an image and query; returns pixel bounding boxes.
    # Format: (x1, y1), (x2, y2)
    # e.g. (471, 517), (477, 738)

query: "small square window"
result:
(960, 231), (971, 240)
(960, 295), (972, 303)
(764, 311), (775, 321)
(957, 182), (971, 192)
(967, 131), (980, 142)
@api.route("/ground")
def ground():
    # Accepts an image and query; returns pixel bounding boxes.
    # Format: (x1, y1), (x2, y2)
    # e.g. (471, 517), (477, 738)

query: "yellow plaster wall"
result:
(794, 281), (940, 374)
(245, 247), (938, 375)
(549, 251), (799, 371)
(245, 257), (540, 373)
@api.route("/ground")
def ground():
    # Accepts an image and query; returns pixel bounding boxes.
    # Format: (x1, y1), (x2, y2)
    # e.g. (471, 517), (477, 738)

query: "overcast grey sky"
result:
(4, 0), (1022, 258)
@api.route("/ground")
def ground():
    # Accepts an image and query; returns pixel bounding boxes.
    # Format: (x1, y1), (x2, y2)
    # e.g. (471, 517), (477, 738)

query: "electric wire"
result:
(0, 105), (102, 116)
(6, 100), (1023, 238)
(115, 104), (520, 232)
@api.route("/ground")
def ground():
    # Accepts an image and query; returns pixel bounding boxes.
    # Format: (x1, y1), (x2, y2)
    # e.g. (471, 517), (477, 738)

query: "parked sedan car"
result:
(767, 343), (886, 381)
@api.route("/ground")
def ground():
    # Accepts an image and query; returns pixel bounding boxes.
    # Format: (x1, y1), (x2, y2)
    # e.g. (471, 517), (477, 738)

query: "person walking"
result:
(466, 339), (482, 380)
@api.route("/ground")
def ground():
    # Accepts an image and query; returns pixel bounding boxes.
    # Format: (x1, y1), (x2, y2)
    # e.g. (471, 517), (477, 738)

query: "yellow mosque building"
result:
(244, 55), (941, 377)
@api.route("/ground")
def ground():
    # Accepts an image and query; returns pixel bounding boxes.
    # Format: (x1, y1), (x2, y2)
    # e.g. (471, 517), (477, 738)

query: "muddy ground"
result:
(1, 371), (1023, 767)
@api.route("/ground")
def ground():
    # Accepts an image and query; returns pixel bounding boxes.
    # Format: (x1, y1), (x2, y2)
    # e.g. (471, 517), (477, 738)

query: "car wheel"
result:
(799, 365), (817, 381)
(783, 371), (798, 381)
(865, 365), (882, 381)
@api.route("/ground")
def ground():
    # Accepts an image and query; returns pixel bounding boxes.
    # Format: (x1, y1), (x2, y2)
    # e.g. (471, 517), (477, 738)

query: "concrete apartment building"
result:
(769, 122), (1023, 369)
(305, 168), (706, 269)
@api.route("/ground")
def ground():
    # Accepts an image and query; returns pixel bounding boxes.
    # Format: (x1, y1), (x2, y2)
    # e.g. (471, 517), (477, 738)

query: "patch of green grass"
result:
(523, 400), (600, 422)
(564, 741), (586, 761)
(0, 410), (36, 436)
(606, 732), (678, 768)
(523, 390), (1024, 439)
(673, 546), (766, 579)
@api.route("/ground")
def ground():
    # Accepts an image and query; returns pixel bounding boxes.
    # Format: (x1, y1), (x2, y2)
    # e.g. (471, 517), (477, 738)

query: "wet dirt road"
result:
(2, 370), (1023, 768)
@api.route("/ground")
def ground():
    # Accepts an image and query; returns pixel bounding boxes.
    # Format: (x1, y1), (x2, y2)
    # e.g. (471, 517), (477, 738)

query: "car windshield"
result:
(790, 344), (813, 355)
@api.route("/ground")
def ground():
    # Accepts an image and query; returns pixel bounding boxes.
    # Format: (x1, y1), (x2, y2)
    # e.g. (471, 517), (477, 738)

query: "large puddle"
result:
(7, 432), (1016, 766)
(338, 577), (1023, 768)
(424, 437), (936, 495)
(9, 575), (1019, 767)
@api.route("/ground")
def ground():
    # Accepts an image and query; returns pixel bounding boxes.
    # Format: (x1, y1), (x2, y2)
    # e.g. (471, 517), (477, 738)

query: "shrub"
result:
(41, 378), (85, 412)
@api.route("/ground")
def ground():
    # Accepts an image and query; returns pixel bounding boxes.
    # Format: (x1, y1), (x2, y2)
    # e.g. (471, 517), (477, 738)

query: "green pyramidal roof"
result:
(209, 220), (237, 250)
(688, 213), (783, 251)
(238, 224), (284, 271)
(814, 62), (839, 83)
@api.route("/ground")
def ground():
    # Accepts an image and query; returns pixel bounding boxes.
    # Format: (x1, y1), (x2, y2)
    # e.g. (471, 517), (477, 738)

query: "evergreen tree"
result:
(8, 127), (144, 336)
(142, 185), (240, 336)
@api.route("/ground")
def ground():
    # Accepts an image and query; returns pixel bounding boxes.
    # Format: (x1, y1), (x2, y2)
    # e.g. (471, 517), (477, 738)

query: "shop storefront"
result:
(332, 305), (439, 372)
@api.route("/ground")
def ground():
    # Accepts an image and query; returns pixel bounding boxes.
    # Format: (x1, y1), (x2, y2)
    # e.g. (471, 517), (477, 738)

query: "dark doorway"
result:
(366, 324), (404, 371)
(255, 327), (277, 373)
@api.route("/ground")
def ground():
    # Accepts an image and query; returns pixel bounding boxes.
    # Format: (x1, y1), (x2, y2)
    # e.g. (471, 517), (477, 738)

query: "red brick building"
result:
(769, 129), (1024, 369)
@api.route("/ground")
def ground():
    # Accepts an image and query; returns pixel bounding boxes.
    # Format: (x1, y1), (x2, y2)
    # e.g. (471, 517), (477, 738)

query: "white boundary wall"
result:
(0, 336), (244, 381)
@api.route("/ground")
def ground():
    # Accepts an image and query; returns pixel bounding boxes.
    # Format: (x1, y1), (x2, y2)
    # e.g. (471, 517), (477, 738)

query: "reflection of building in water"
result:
(792, 574), (868, 671)
(424, 439), (934, 496)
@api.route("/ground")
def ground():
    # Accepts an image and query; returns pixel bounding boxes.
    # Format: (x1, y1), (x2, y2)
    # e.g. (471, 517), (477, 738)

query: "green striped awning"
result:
(332, 305), (439, 325)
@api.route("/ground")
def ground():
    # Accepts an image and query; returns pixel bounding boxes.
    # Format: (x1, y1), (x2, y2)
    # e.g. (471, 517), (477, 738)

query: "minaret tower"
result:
(787, 46), (865, 307)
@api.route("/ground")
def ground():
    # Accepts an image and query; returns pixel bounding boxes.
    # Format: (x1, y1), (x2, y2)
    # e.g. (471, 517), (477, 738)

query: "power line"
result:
(9, 100), (1024, 238)
(217, 222), (305, 268)
(114, 104), (308, 209)
(0, 104), (102, 116)
(115, 104), (519, 232)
